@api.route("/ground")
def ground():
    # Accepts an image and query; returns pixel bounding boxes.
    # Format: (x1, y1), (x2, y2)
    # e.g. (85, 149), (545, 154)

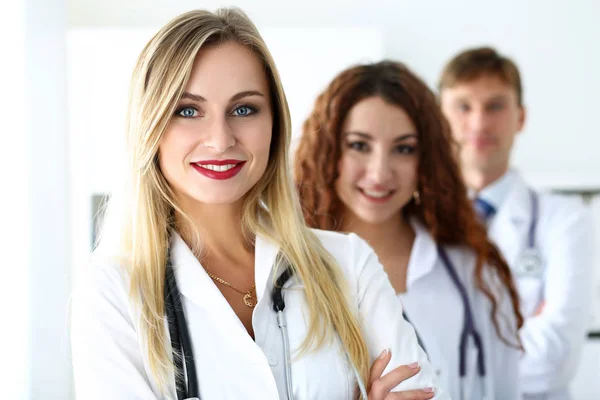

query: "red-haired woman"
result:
(295, 61), (524, 400)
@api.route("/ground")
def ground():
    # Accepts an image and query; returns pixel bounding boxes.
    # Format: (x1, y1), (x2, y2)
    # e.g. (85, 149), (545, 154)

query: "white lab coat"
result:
(398, 219), (522, 400)
(487, 172), (594, 400)
(71, 229), (448, 399)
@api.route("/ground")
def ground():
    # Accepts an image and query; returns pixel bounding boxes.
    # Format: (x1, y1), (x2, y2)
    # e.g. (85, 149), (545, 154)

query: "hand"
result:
(534, 300), (546, 316)
(366, 349), (435, 400)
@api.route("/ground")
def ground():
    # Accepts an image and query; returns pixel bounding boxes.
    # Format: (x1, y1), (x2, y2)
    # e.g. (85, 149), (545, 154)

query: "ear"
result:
(517, 105), (526, 133)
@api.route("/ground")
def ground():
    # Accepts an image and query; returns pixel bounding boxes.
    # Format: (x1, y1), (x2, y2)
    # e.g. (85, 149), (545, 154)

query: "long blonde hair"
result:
(98, 8), (370, 394)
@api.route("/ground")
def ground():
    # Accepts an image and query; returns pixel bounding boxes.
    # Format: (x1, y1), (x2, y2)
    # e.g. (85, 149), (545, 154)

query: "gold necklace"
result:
(204, 269), (257, 308)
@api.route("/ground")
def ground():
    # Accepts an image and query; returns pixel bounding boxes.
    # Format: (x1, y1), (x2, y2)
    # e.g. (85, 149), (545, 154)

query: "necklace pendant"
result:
(243, 293), (257, 308)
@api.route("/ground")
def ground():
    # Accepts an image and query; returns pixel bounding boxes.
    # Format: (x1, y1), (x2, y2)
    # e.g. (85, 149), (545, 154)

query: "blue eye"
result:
(233, 105), (255, 117)
(176, 107), (198, 118)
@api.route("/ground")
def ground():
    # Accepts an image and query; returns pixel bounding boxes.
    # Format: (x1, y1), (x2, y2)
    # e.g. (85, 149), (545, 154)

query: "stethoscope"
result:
(402, 244), (487, 399)
(438, 246), (487, 400)
(478, 190), (541, 278)
(164, 255), (369, 400)
(417, 189), (538, 399)
(515, 189), (542, 278)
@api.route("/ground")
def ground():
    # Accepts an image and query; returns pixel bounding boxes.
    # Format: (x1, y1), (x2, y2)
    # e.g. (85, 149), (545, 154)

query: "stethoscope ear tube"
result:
(166, 261), (200, 399)
(165, 265), (186, 400)
(438, 246), (486, 399)
(272, 266), (293, 312)
(528, 189), (539, 248)
(271, 264), (368, 400)
(272, 265), (295, 399)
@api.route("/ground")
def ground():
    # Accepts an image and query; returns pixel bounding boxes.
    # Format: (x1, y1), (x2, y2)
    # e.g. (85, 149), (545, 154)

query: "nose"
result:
(466, 108), (490, 135)
(365, 152), (393, 184)
(203, 115), (235, 153)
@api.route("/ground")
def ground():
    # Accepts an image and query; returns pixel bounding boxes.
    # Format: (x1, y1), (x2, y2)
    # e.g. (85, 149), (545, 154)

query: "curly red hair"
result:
(294, 60), (523, 345)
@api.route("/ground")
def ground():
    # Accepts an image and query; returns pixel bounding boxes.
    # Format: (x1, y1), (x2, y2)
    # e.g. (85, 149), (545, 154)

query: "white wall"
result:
(0, 1), (30, 398)
(26, 0), (73, 398)
(0, 0), (72, 399)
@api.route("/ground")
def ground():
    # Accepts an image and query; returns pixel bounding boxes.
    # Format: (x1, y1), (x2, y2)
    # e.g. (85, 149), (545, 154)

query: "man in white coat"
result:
(438, 46), (595, 400)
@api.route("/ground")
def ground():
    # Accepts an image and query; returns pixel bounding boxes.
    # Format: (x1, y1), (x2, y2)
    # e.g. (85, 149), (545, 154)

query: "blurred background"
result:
(1, 0), (599, 398)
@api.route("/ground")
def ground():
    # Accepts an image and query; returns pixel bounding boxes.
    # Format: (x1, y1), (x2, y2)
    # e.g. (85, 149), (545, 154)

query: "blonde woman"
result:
(70, 9), (446, 400)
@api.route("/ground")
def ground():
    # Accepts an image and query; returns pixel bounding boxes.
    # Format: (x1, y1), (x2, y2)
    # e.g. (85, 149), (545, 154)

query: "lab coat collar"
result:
(488, 172), (532, 263)
(477, 169), (517, 211)
(406, 218), (439, 288)
(169, 232), (281, 312)
(490, 172), (531, 229)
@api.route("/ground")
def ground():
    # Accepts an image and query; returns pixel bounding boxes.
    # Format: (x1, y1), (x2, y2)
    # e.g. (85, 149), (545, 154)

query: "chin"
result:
(465, 153), (495, 169)
(187, 190), (247, 206)
(355, 210), (396, 225)
(473, 145), (499, 158)
(472, 156), (501, 170)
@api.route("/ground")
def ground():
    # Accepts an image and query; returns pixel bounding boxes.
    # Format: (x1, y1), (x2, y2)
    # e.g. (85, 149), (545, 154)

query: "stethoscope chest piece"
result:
(515, 247), (543, 278)
(513, 189), (543, 279)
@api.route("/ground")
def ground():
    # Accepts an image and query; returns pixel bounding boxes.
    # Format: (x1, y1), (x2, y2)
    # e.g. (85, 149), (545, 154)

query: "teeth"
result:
(197, 163), (238, 172)
(363, 189), (391, 198)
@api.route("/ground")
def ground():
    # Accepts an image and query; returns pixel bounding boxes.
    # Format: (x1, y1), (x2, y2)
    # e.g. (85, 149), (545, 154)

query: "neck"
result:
(463, 164), (508, 192)
(341, 212), (414, 259)
(176, 196), (252, 261)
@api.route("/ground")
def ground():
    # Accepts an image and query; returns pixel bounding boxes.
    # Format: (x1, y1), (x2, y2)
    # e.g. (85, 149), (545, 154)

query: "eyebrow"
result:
(230, 90), (265, 102)
(180, 90), (265, 103)
(486, 95), (508, 103)
(344, 131), (418, 142)
(181, 92), (206, 102)
(455, 94), (508, 103)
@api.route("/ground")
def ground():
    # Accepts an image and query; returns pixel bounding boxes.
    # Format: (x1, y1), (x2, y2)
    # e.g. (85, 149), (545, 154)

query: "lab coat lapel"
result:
(253, 234), (281, 303)
(406, 218), (438, 288)
(488, 174), (531, 267)
(169, 233), (242, 323)
(170, 232), (281, 320)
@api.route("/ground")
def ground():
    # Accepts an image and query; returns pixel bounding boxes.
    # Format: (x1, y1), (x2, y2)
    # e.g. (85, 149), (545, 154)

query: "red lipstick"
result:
(191, 159), (246, 180)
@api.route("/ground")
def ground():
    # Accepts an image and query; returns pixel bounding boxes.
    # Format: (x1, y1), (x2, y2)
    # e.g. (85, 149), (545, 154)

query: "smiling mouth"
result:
(191, 161), (246, 180)
(194, 163), (240, 172)
(359, 188), (395, 202)
(470, 137), (496, 147)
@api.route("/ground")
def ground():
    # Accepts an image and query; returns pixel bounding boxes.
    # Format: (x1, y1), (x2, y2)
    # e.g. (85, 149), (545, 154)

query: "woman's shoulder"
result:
(71, 254), (133, 317)
(311, 228), (375, 258)
(309, 228), (379, 280)
(79, 251), (129, 283)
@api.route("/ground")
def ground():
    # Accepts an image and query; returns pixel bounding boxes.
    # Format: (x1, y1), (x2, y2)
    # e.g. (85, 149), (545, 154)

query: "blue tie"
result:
(473, 197), (496, 221)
